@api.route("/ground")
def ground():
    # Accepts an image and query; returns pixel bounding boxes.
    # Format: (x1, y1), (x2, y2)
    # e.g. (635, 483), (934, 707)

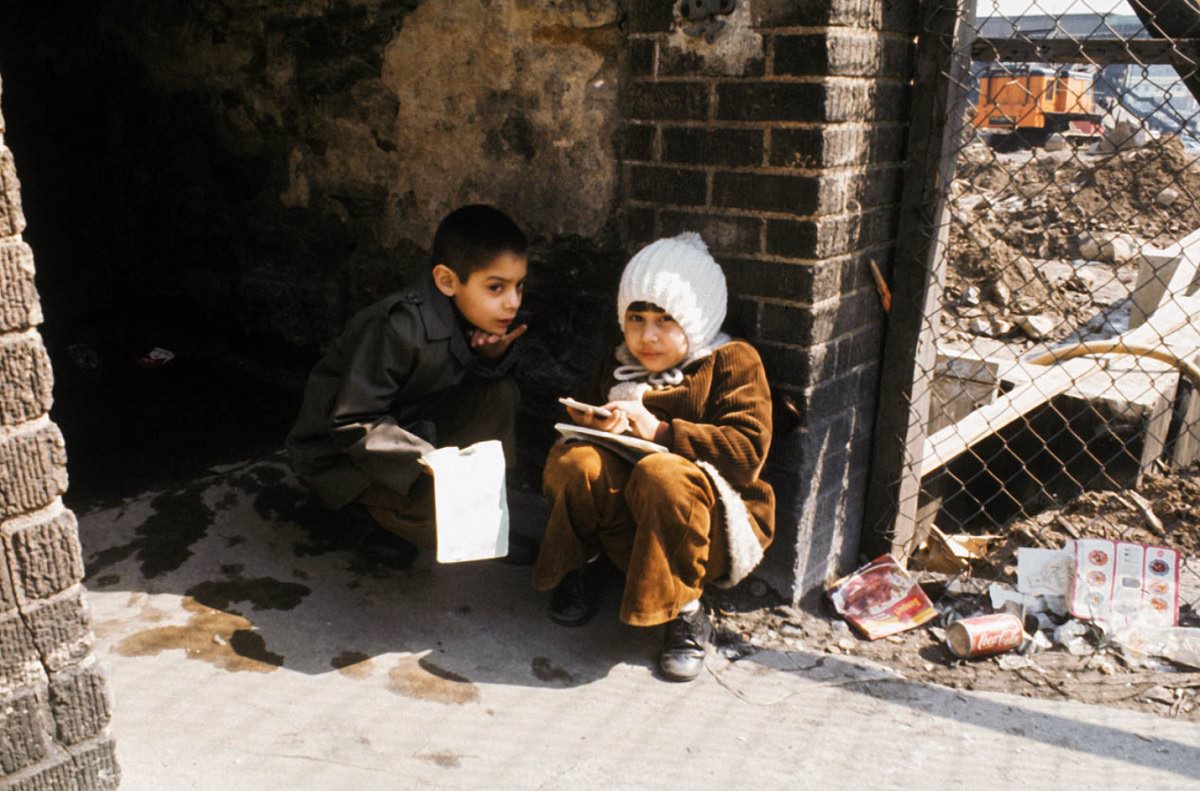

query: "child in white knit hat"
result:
(532, 232), (776, 682)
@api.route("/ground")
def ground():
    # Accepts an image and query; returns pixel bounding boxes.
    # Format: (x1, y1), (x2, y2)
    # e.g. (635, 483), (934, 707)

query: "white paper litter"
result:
(418, 440), (509, 563)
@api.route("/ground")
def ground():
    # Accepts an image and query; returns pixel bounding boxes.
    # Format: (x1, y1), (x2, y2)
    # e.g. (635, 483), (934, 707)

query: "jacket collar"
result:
(414, 273), (474, 367)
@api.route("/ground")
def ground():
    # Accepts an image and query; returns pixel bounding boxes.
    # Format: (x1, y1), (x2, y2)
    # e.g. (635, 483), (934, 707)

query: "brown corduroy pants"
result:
(356, 377), (518, 547)
(532, 442), (729, 627)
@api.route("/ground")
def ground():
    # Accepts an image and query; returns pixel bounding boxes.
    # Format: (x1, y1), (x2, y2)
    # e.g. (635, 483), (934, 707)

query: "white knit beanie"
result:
(616, 232), (727, 353)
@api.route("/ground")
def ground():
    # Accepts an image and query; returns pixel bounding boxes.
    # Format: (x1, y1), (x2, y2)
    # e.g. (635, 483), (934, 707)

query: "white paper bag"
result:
(418, 440), (509, 563)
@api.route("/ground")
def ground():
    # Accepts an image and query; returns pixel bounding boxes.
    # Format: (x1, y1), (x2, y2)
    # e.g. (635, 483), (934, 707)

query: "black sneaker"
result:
(548, 562), (602, 627)
(657, 606), (711, 682)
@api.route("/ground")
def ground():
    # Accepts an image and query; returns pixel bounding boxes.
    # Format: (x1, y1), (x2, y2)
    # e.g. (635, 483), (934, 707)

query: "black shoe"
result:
(549, 562), (602, 627)
(497, 532), (540, 566)
(657, 606), (711, 682)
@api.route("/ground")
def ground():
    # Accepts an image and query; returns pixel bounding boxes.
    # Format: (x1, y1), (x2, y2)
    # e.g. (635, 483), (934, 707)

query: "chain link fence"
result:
(886, 0), (1200, 674)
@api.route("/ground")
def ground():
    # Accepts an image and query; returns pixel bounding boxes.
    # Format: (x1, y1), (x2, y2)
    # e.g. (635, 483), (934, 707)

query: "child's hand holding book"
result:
(559, 397), (669, 444)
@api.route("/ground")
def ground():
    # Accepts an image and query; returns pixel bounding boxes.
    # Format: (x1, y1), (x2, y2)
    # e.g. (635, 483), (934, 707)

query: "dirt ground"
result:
(940, 135), (1200, 346)
(712, 413), (1200, 722)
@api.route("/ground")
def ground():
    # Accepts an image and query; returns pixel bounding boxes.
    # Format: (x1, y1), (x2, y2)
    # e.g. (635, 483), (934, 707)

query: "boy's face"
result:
(433, 252), (527, 335)
(623, 306), (688, 372)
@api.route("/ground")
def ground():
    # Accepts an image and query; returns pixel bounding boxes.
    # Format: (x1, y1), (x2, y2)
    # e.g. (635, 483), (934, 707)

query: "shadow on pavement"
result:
(77, 455), (660, 691)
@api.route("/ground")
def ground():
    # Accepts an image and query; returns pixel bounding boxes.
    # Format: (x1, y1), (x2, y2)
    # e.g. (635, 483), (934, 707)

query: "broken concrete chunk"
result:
(1077, 235), (1102, 260)
(961, 285), (981, 307)
(1155, 186), (1179, 207)
(990, 318), (1013, 336)
(967, 318), (993, 336)
(1099, 232), (1138, 264)
(984, 279), (1010, 307)
(1017, 314), (1056, 340)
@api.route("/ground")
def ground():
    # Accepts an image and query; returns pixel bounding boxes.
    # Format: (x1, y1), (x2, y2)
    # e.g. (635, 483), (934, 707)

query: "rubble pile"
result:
(940, 136), (1200, 345)
(710, 463), (1200, 720)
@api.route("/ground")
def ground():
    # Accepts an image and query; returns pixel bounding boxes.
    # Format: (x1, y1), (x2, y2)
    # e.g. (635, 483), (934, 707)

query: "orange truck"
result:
(974, 65), (1103, 146)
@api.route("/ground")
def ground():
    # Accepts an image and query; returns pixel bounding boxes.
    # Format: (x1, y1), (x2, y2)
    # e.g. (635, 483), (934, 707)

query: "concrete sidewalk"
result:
(76, 458), (1200, 790)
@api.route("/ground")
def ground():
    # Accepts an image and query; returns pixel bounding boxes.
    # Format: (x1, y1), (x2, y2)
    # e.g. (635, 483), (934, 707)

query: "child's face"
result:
(435, 252), (527, 335)
(623, 305), (688, 372)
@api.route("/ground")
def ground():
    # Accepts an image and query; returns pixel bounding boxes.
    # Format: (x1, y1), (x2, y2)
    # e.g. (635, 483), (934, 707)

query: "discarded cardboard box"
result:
(911, 525), (999, 574)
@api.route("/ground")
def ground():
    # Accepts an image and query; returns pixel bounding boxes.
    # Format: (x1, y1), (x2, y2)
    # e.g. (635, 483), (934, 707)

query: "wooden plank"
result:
(927, 351), (1000, 434)
(919, 359), (1095, 476)
(971, 37), (1200, 66)
(861, 0), (980, 561)
(1172, 380), (1200, 466)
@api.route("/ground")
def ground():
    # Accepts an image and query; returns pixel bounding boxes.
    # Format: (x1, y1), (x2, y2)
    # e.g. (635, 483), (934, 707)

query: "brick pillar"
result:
(618, 0), (918, 601)
(0, 76), (120, 790)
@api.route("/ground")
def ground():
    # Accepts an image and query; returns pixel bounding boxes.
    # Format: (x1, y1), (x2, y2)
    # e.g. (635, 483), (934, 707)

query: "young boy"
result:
(532, 232), (775, 681)
(286, 204), (536, 561)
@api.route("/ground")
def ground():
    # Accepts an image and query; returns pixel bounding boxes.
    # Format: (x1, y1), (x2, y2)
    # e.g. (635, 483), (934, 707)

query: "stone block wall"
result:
(619, 0), (919, 600)
(0, 77), (120, 790)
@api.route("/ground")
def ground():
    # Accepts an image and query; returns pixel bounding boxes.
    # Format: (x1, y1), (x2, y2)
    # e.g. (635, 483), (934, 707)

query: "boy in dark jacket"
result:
(286, 205), (535, 561)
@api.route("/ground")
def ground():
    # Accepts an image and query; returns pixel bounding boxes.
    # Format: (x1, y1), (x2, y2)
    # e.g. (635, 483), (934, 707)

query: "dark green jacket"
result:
(286, 274), (515, 508)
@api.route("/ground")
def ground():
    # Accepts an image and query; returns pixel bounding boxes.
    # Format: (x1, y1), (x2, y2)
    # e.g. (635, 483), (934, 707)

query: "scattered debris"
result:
(1112, 625), (1200, 670)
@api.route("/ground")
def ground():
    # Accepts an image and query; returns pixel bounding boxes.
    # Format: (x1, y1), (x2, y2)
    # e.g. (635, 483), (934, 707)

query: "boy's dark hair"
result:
(431, 205), (528, 281)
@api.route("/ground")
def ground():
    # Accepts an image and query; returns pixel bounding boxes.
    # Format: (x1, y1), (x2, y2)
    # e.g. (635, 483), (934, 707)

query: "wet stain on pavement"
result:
(531, 657), (574, 684)
(417, 750), (464, 769)
(386, 656), (479, 704)
(85, 484), (215, 580)
(185, 578), (311, 613)
(114, 597), (284, 672)
(331, 651), (374, 679)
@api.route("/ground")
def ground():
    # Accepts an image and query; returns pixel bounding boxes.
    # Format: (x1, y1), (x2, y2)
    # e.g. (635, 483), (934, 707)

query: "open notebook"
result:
(554, 423), (668, 463)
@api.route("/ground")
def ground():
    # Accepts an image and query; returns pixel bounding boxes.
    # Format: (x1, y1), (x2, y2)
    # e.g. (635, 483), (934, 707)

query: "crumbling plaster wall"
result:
(0, 0), (624, 355)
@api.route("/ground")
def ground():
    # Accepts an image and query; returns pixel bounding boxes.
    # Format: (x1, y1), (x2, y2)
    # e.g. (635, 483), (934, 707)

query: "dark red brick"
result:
(619, 124), (657, 161)
(628, 164), (707, 206)
(628, 38), (655, 76)
(766, 209), (897, 259)
(713, 172), (819, 214)
(621, 80), (710, 121)
(716, 83), (824, 122)
(661, 127), (763, 167)
(626, 5), (675, 33)
(659, 211), (762, 255)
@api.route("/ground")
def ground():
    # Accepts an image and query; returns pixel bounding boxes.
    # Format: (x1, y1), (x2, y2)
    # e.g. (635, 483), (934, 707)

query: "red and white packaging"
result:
(1069, 539), (1180, 628)
(946, 613), (1025, 658)
(827, 554), (938, 640)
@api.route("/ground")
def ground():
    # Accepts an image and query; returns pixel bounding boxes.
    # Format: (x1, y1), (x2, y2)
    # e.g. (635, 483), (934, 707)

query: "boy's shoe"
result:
(498, 532), (540, 566)
(657, 606), (711, 682)
(548, 561), (602, 626)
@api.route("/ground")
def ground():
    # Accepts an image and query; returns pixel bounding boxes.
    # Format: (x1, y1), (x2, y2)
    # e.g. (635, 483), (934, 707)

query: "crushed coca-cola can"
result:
(946, 613), (1025, 658)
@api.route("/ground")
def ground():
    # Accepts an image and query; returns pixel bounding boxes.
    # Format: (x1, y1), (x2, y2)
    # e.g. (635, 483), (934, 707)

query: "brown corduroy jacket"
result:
(600, 340), (776, 564)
